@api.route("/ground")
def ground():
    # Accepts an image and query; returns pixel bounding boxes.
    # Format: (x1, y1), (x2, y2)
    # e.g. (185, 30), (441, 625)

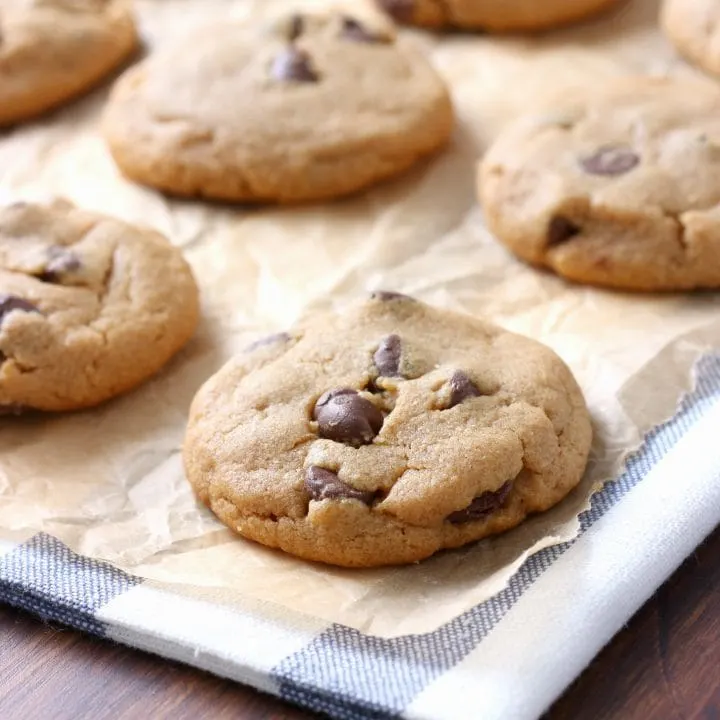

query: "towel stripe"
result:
(0, 532), (140, 635)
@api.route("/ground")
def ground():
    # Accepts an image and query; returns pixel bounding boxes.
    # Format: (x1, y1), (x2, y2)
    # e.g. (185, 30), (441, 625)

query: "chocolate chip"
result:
(447, 480), (512, 524)
(377, 0), (415, 22)
(447, 370), (481, 408)
(580, 145), (640, 176)
(39, 246), (81, 282)
(340, 16), (386, 43)
(370, 290), (414, 302)
(547, 216), (580, 246)
(0, 295), (40, 325)
(288, 13), (304, 41)
(271, 47), (319, 83)
(0, 404), (26, 417)
(313, 387), (384, 446)
(374, 334), (402, 377)
(244, 332), (291, 353)
(305, 466), (375, 504)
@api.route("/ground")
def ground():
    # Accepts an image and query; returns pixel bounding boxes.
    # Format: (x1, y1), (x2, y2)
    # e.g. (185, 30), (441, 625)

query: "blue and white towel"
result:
(2, 355), (720, 720)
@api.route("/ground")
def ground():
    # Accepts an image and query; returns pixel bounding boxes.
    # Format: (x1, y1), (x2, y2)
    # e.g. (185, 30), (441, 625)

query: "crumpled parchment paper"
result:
(1, 0), (719, 637)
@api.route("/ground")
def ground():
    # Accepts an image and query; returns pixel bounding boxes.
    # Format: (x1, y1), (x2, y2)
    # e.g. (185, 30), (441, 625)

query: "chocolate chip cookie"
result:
(478, 76), (720, 291)
(662, 0), (720, 78)
(0, 200), (199, 411)
(376, 0), (624, 32)
(102, 10), (454, 203)
(0, 0), (138, 127)
(183, 293), (591, 568)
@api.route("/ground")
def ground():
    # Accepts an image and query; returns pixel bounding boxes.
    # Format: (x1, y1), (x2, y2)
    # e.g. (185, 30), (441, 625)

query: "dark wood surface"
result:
(1, 526), (718, 720)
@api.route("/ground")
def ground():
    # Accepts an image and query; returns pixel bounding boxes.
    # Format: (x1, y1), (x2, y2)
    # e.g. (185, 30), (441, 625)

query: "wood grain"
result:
(0, 608), (311, 720)
(1, 526), (718, 720)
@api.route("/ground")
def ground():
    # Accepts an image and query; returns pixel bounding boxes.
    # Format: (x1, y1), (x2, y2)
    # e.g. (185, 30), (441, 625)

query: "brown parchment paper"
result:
(2, 0), (720, 638)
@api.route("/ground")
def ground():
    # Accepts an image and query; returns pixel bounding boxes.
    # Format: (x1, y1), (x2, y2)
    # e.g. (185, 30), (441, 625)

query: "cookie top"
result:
(102, 10), (454, 203)
(184, 293), (591, 567)
(376, 0), (623, 31)
(478, 76), (720, 291)
(0, 200), (199, 412)
(0, 0), (137, 126)
(662, 0), (720, 77)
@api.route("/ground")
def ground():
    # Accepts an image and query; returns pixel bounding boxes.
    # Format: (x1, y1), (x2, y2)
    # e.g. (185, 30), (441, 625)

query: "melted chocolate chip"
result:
(305, 466), (375, 504)
(547, 216), (580, 246)
(377, 0), (415, 22)
(288, 13), (304, 41)
(374, 334), (402, 377)
(0, 404), (26, 417)
(40, 246), (81, 282)
(0, 295), (40, 325)
(313, 387), (384, 446)
(447, 480), (512, 524)
(340, 16), (386, 43)
(447, 370), (481, 408)
(244, 332), (291, 353)
(580, 145), (640, 176)
(371, 290), (414, 302)
(271, 47), (319, 83)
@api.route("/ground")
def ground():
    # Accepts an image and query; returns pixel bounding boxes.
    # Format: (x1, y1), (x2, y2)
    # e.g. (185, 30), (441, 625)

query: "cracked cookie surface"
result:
(662, 0), (720, 78)
(375, 0), (623, 32)
(102, 10), (454, 203)
(183, 293), (591, 567)
(0, 200), (199, 411)
(478, 77), (720, 291)
(0, 0), (137, 126)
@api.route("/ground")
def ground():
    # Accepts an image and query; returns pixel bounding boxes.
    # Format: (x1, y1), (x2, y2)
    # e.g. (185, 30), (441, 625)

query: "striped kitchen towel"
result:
(2, 355), (720, 720)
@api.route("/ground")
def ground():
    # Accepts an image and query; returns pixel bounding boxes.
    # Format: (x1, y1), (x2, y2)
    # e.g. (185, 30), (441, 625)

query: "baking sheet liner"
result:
(1, 0), (718, 637)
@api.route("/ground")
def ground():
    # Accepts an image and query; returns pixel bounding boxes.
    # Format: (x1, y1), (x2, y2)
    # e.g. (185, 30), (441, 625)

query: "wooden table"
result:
(1, 526), (718, 720)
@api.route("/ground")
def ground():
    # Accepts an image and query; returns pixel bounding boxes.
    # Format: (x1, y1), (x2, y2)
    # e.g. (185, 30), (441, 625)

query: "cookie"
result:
(478, 76), (720, 291)
(0, 0), (138, 127)
(102, 10), (454, 203)
(661, 0), (720, 78)
(183, 292), (591, 568)
(0, 200), (199, 412)
(376, 0), (624, 32)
